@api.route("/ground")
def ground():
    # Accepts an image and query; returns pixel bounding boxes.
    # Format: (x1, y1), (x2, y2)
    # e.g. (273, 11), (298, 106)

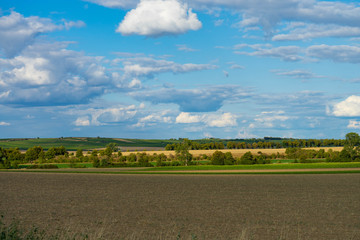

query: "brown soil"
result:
(0, 173), (359, 239)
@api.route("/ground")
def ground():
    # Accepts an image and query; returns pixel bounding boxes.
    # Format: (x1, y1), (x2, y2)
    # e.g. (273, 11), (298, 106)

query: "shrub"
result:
(26, 164), (59, 169)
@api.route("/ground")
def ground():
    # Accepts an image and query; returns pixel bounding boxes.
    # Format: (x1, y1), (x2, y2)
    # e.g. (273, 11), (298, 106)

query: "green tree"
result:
(343, 132), (360, 161)
(76, 149), (84, 158)
(106, 143), (118, 152)
(45, 147), (56, 160)
(240, 151), (255, 165)
(175, 139), (193, 166)
(211, 151), (225, 165)
(224, 152), (235, 165)
(25, 146), (44, 163)
(104, 146), (113, 158)
(92, 156), (100, 168)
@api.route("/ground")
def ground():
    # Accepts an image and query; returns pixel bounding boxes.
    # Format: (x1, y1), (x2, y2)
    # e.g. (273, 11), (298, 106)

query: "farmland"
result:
(120, 147), (344, 158)
(0, 172), (359, 239)
(0, 137), (175, 150)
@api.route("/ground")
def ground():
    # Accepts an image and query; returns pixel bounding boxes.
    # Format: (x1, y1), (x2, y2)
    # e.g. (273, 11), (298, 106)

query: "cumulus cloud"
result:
(176, 112), (237, 127)
(0, 42), (126, 106)
(249, 111), (293, 129)
(134, 110), (172, 127)
(87, 0), (360, 39)
(70, 105), (138, 126)
(130, 86), (251, 112)
(206, 112), (237, 127)
(116, 0), (202, 37)
(348, 120), (360, 129)
(74, 116), (91, 126)
(332, 95), (360, 117)
(197, 0), (360, 36)
(176, 112), (201, 123)
(0, 11), (84, 58)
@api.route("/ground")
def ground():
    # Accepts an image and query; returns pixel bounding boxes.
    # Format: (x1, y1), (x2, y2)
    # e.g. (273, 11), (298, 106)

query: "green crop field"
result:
(0, 137), (178, 150)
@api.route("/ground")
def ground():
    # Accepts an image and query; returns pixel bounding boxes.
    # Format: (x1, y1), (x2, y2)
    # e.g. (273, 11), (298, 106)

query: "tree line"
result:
(165, 138), (346, 150)
(1, 133), (359, 169)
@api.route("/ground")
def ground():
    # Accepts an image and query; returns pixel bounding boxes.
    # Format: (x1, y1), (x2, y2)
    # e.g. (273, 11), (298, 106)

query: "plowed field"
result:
(0, 172), (359, 239)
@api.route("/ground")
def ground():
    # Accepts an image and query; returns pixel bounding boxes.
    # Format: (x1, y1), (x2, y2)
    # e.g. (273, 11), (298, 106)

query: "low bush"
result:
(26, 164), (59, 169)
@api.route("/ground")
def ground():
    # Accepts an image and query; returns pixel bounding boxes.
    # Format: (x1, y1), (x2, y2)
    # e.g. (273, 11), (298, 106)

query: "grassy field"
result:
(9, 162), (360, 175)
(0, 172), (359, 239)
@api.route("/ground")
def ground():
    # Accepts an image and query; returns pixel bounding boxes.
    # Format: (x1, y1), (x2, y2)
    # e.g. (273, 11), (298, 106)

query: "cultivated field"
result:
(121, 147), (344, 158)
(0, 172), (359, 239)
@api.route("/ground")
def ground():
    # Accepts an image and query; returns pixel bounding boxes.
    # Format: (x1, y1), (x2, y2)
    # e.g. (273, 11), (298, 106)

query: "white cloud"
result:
(249, 111), (292, 129)
(206, 112), (237, 127)
(236, 127), (257, 139)
(306, 44), (360, 63)
(235, 45), (302, 62)
(116, 0), (202, 37)
(120, 57), (216, 79)
(176, 112), (201, 123)
(84, 0), (138, 9)
(87, 0), (360, 40)
(176, 44), (198, 52)
(74, 116), (91, 126)
(348, 120), (360, 129)
(229, 64), (245, 70)
(0, 11), (84, 58)
(70, 105), (138, 126)
(131, 86), (251, 112)
(273, 23), (360, 41)
(0, 42), (126, 106)
(273, 69), (324, 79)
(176, 112), (237, 128)
(332, 95), (360, 117)
(0, 121), (10, 126)
(135, 110), (173, 127)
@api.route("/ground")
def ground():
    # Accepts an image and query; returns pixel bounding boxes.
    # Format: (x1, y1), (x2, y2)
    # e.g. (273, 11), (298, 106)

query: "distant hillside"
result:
(0, 137), (178, 150)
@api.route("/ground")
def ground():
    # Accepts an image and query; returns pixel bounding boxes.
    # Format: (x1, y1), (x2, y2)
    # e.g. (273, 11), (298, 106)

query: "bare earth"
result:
(0, 172), (359, 239)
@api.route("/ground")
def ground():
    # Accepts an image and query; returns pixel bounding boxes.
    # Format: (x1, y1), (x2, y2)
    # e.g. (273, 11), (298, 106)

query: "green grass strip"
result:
(1, 169), (360, 175)
(144, 162), (360, 171)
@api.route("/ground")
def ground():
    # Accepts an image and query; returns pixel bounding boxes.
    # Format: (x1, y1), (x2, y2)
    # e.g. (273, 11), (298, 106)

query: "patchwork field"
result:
(1, 172), (359, 239)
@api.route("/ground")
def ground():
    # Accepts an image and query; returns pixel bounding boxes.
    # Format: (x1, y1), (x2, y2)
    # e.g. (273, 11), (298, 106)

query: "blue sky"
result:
(1, 0), (360, 139)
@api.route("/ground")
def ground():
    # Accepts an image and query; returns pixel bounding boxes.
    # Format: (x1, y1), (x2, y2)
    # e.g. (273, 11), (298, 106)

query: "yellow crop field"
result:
(120, 147), (344, 158)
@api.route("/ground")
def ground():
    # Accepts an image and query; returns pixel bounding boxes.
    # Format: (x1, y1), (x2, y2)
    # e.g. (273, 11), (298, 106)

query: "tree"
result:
(104, 146), (113, 158)
(25, 146), (44, 163)
(76, 149), (84, 159)
(224, 152), (235, 165)
(343, 132), (360, 161)
(240, 151), (255, 165)
(211, 151), (225, 165)
(106, 143), (118, 152)
(175, 139), (193, 166)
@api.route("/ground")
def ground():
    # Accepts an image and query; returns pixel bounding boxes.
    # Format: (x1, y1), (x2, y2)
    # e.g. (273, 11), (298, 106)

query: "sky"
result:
(0, 0), (360, 139)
